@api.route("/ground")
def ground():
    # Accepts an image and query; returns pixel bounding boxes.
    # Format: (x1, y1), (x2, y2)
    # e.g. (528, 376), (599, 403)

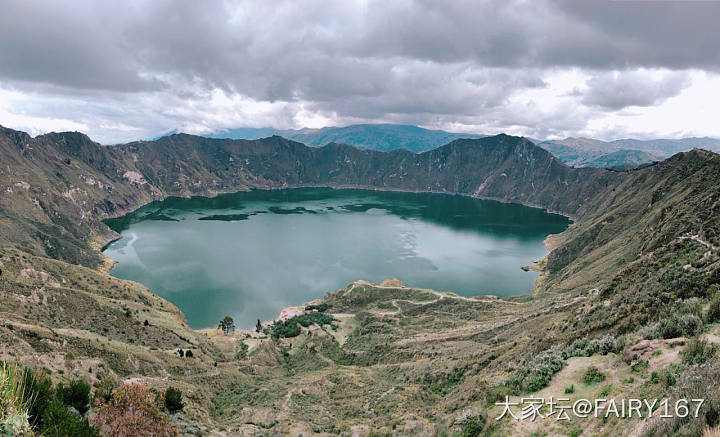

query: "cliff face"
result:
(120, 133), (619, 216)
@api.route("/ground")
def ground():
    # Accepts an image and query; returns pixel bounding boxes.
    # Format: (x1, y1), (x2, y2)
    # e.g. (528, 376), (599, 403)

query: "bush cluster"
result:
(504, 345), (566, 394)
(565, 334), (617, 357)
(270, 313), (335, 339)
(9, 366), (94, 436)
(304, 303), (329, 312)
(641, 314), (703, 339)
(649, 359), (720, 436)
(454, 409), (486, 437)
(681, 338), (717, 365)
(498, 334), (619, 395)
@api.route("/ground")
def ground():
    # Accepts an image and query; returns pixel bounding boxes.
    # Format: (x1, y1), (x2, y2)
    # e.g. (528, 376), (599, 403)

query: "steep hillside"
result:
(0, 127), (621, 268)
(545, 149), (720, 296)
(0, 127), (158, 267)
(121, 133), (620, 213)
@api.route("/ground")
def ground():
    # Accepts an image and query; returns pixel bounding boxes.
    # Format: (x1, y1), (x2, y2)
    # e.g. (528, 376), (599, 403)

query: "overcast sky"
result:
(1, 0), (720, 144)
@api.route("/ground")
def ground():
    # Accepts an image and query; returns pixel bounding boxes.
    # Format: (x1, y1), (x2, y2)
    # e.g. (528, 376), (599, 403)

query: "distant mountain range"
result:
(206, 124), (486, 153)
(157, 124), (720, 170)
(537, 137), (720, 169)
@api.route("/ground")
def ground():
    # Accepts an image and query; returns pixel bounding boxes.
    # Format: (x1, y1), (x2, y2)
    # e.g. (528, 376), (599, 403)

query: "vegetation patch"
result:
(582, 367), (606, 385)
(269, 313), (335, 339)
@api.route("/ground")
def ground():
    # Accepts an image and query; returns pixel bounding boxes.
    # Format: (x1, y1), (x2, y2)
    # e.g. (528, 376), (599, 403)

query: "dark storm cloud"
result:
(2, 0), (718, 95)
(0, 0), (719, 141)
(0, 2), (159, 91)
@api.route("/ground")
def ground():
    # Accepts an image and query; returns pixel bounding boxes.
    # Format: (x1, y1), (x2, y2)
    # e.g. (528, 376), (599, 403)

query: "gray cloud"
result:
(0, 0), (719, 142)
(580, 71), (691, 110)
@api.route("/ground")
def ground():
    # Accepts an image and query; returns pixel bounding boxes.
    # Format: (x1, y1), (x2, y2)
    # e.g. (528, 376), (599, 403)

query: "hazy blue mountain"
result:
(207, 124), (485, 152)
(609, 137), (720, 155)
(536, 136), (720, 169)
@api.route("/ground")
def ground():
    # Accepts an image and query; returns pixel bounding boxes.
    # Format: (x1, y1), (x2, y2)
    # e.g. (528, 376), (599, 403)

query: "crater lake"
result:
(102, 188), (570, 328)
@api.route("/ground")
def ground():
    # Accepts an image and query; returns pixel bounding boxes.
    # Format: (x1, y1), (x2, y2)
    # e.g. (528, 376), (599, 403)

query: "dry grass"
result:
(705, 427), (720, 437)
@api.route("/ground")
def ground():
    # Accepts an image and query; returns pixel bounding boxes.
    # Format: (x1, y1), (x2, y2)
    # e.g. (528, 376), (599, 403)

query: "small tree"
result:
(255, 319), (262, 333)
(92, 382), (176, 436)
(218, 316), (235, 335)
(56, 379), (91, 415)
(185, 350), (194, 358)
(164, 387), (184, 413)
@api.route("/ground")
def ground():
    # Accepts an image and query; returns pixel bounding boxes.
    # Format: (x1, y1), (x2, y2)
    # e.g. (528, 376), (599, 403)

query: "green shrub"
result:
(505, 346), (566, 393)
(498, 335), (618, 396)
(582, 367), (606, 385)
(461, 416), (484, 437)
(643, 314), (703, 339)
(680, 298), (703, 317)
(454, 410), (485, 437)
(565, 335), (617, 357)
(164, 387), (184, 413)
(41, 399), (95, 436)
(22, 369), (53, 428)
(631, 360), (649, 374)
(658, 314), (703, 339)
(271, 319), (301, 338)
(661, 363), (683, 387)
(707, 295), (720, 323)
(295, 312), (335, 327)
(649, 371), (660, 384)
(564, 384), (574, 394)
(235, 342), (249, 360)
(56, 379), (91, 415)
(681, 338), (717, 365)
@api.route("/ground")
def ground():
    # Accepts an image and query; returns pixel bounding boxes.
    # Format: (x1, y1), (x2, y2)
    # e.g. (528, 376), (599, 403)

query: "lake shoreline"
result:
(102, 187), (569, 329)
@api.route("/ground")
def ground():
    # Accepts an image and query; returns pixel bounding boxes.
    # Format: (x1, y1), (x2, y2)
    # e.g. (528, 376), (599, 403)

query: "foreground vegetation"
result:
(0, 360), (185, 436)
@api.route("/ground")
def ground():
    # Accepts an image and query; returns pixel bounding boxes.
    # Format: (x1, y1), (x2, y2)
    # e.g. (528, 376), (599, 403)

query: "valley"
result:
(1, 125), (720, 435)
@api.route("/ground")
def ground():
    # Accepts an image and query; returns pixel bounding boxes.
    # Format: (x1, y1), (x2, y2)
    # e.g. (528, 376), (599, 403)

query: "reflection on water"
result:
(103, 188), (570, 328)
